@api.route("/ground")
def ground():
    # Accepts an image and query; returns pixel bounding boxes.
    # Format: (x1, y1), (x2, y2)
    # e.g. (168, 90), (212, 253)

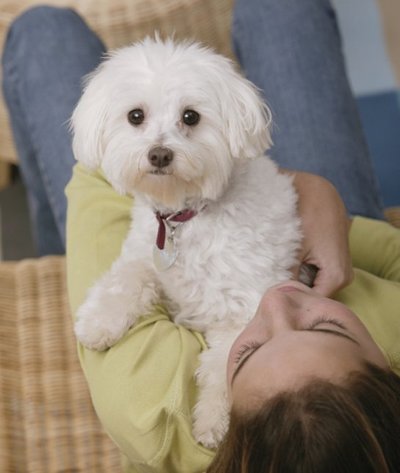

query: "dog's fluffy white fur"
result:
(72, 37), (302, 448)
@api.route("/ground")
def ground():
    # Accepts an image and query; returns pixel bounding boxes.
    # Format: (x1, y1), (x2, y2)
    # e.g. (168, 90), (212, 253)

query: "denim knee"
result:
(2, 4), (105, 94)
(3, 6), (79, 101)
(233, 0), (336, 40)
(5, 5), (83, 40)
(2, 6), (88, 66)
(235, 0), (333, 13)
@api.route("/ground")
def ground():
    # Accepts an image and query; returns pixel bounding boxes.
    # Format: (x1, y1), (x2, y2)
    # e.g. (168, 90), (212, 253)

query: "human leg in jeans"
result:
(233, 0), (384, 219)
(2, 0), (384, 258)
(2, 6), (106, 255)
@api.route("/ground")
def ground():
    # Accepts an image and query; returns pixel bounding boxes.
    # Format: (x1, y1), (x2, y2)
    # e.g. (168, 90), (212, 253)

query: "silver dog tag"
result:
(153, 229), (178, 271)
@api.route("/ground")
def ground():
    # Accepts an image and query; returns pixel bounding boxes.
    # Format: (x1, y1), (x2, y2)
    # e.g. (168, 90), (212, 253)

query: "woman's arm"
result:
(283, 170), (354, 296)
(66, 164), (213, 472)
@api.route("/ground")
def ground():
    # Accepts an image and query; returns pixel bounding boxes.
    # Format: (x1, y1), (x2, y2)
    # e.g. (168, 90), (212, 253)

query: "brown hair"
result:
(207, 363), (400, 473)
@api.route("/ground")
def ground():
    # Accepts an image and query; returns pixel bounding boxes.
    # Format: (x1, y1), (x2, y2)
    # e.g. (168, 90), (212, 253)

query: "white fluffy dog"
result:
(72, 38), (302, 448)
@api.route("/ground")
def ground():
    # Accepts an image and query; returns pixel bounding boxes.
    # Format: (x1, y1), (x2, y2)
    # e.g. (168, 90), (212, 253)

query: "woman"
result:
(66, 162), (400, 472)
(3, 0), (398, 472)
(210, 217), (400, 471)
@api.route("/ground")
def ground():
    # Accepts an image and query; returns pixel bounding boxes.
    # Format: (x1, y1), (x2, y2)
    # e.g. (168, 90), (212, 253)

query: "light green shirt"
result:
(66, 164), (400, 473)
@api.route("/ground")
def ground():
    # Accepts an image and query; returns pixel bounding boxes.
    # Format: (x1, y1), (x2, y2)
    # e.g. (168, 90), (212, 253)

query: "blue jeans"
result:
(2, 7), (106, 255)
(2, 1), (384, 256)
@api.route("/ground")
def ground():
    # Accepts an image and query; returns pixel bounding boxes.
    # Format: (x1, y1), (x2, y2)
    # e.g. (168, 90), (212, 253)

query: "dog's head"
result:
(71, 37), (272, 209)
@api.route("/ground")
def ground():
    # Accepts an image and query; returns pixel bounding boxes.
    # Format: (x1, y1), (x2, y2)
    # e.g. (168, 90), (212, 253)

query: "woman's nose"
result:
(258, 289), (302, 334)
(269, 307), (298, 334)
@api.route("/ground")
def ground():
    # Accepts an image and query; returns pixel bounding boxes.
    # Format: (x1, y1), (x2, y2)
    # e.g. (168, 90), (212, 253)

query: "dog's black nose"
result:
(148, 146), (174, 168)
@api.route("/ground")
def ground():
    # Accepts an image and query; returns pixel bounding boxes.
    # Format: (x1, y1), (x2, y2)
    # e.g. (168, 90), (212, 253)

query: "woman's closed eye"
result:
(305, 316), (347, 331)
(304, 316), (359, 345)
(234, 341), (262, 364)
(234, 317), (350, 365)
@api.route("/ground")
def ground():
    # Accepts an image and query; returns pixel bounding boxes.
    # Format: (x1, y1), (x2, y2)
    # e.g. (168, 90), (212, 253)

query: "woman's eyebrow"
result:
(231, 329), (359, 386)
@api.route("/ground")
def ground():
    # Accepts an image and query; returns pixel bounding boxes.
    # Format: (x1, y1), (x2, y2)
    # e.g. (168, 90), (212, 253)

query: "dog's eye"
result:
(128, 109), (145, 126)
(182, 109), (200, 126)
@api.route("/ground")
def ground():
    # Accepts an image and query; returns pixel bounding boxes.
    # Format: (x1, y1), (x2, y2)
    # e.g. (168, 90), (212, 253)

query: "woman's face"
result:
(227, 281), (389, 411)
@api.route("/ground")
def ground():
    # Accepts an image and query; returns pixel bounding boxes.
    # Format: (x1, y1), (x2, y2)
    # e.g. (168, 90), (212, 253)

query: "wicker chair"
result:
(0, 1), (399, 472)
(0, 257), (122, 472)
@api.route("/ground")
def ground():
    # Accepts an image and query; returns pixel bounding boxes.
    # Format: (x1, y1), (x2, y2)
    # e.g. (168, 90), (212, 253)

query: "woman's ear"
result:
(216, 60), (272, 159)
(70, 65), (109, 170)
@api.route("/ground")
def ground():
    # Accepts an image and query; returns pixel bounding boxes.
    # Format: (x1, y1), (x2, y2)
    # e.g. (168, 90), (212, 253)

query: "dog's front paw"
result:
(74, 296), (134, 351)
(192, 408), (229, 449)
(192, 336), (236, 448)
(192, 395), (229, 449)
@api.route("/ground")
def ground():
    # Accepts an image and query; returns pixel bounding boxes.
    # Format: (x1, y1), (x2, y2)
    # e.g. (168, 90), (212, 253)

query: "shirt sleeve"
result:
(349, 216), (400, 283)
(66, 164), (214, 472)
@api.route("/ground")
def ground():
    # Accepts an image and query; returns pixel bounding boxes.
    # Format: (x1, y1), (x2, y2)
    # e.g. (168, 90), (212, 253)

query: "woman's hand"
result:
(285, 170), (354, 296)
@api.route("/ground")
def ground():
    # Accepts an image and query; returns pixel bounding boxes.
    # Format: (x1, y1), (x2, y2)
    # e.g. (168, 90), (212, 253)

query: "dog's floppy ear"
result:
(217, 61), (272, 159)
(70, 64), (109, 170)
